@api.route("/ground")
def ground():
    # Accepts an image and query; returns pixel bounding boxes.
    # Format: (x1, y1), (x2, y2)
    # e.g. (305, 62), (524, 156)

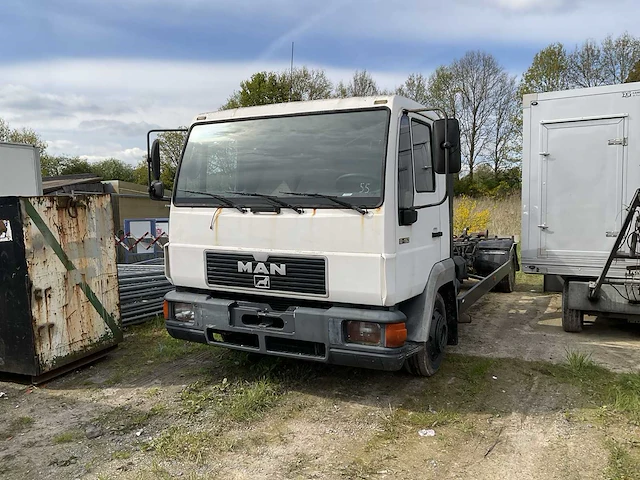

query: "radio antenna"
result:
(289, 41), (294, 102)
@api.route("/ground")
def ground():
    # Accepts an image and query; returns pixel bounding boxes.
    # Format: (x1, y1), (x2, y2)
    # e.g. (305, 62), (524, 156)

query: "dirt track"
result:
(455, 288), (640, 372)
(1, 283), (639, 480)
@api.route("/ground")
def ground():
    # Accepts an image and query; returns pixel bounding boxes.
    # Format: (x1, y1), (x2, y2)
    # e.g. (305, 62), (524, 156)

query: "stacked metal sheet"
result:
(118, 263), (172, 326)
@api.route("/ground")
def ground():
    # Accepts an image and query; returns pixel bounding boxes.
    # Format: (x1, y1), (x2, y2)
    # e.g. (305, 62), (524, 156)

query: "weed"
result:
(53, 430), (82, 444)
(179, 377), (281, 421)
(229, 378), (279, 421)
(111, 450), (132, 460)
(144, 387), (161, 398)
(151, 426), (219, 463)
(2, 416), (35, 439)
(16, 416), (34, 426)
(565, 349), (596, 374)
(94, 405), (161, 434)
(605, 440), (640, 480)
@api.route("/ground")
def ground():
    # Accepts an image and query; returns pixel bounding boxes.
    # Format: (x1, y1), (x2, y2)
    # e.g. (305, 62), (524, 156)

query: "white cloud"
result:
(0, 58), (407, 163)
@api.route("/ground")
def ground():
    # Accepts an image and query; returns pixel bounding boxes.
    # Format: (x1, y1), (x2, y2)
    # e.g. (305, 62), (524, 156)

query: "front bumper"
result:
(164, 290), (421, 371)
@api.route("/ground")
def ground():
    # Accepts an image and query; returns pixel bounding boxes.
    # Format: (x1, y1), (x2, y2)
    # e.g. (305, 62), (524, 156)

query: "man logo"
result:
(237, 261), (287, 276)
(254, 275), (271, 289)
(237, 260), (286, 290)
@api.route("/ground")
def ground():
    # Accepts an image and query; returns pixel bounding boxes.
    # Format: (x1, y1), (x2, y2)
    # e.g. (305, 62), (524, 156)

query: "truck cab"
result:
(149, 95), (514, 376)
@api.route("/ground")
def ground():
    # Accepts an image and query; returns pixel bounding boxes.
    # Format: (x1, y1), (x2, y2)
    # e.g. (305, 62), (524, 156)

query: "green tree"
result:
(626, 59), (640, 83)
(221, 67), (334, 110)
(601, 32), (640, 84)
(427, 52), (518, 182)
(133, 159), (150, 185)
(59, 157), (92, 175)
(90, 158), (135, 182)
(396, 73), (429, 105)
(335, 70), (381, 98)
(155, 129), (187, 191)
(568, 39), (605, 88)
(0, 118), (48, 156)
(519, 43), (570, 96)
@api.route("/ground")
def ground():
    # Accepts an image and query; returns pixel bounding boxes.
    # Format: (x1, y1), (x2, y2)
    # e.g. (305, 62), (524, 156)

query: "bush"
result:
(453, 196), (490, 235)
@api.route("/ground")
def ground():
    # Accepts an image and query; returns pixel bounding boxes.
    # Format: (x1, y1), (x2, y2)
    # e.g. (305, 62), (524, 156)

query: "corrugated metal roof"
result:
(41, 174), (104, 194)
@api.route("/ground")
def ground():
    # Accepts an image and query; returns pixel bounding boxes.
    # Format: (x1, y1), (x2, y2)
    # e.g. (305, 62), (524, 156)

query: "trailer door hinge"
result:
(608, 138), (628, 146)
(538, 224), (549, 230)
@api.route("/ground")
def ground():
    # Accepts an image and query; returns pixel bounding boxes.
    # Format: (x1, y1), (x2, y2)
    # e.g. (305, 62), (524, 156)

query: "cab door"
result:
(395, 113), (446, 301)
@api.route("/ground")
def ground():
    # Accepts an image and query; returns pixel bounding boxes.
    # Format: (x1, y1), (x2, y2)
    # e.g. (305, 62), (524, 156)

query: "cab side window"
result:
(411, 120), (435, 192)
(398, 115), (414, 211)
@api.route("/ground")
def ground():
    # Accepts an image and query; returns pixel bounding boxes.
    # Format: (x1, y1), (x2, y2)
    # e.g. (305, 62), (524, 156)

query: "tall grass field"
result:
(453, 195), (521, 238)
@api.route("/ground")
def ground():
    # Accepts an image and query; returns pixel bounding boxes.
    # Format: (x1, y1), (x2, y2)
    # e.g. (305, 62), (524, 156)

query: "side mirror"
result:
(150, 180), (164, 201)
(433, 118), (461, 174)
(150, 139), (161, 181)
(399, 208), (418, 226)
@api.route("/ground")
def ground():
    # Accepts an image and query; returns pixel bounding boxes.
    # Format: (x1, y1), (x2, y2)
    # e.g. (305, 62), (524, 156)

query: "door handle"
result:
(538, 224), (549, 230)
(432, 231), (443, 238)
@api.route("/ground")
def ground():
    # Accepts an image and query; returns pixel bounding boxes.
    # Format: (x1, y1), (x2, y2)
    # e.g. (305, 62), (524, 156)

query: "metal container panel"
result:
(522, 82), (640, 278)
(0, 197), (36, 375)
(20, 195), (122, 374)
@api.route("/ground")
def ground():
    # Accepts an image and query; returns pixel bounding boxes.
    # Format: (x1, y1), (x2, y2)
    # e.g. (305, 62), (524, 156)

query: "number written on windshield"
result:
(359, 183), (371, 194)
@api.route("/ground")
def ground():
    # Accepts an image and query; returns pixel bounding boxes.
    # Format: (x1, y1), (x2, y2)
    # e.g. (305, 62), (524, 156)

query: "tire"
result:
(405, 293), (448, 377)
(495, 250), (516, 293)
(562, 281), (583, 333)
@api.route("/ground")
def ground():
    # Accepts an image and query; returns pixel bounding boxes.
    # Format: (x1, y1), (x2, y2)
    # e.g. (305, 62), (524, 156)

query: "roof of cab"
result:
(190, 95), (433, 125)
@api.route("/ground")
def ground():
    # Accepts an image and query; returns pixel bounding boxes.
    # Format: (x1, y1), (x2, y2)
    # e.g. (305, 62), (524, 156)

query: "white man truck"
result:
(148, 96), (518, 376)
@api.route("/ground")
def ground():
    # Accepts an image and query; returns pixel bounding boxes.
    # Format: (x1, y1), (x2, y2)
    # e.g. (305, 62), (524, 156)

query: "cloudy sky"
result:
(1, 0), (639, 164)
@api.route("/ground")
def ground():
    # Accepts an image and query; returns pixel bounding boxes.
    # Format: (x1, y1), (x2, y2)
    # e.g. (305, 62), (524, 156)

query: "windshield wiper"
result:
(226, 191), (304, 214)
(281, 192), (368, 215)
(178, 189), (247, 213)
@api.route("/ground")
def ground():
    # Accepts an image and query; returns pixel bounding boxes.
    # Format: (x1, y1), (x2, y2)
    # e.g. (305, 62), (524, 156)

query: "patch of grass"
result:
(229, 378), (279, 421)
(111, 450), (132, 460)
(605, 440), (640, 480)
(53, 429), (82, 444)
(1, 416), (35, 439)
(16, 416), (34, 426)
(144, 387), (161, 398)
(565, 349), (597, 374)
(179, 377), (281, 421)
(533, 351), (640, 425)
(94, 404), (162, 434)
(150, 426), (219, 463)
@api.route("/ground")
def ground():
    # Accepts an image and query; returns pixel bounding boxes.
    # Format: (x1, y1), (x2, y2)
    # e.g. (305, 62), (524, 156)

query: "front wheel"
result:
(405, 293), (448, 377)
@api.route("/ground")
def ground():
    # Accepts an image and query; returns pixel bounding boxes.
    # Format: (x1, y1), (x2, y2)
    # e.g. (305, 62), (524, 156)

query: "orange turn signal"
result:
(384, 323), (407, 348)
(163, 300), (170, 320)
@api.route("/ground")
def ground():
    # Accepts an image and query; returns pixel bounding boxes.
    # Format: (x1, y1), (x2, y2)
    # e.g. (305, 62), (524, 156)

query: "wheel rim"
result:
(428, 304), (448, 362)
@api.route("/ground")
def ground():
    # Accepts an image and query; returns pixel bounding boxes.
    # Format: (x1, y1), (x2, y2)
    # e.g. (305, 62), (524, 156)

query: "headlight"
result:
(173, 302), (195, 322)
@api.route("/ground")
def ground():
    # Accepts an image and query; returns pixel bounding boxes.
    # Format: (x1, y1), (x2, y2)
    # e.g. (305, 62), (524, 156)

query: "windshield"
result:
(173, 108), (390, 208)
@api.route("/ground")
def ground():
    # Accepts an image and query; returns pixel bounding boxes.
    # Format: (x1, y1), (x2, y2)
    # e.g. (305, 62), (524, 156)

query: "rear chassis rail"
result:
(453, 230), (519, 314)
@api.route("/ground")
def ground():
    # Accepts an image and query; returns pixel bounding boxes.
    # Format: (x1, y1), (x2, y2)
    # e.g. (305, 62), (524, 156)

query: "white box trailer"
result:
(522, 81), (640, 331)
(0, 142), (43, 197)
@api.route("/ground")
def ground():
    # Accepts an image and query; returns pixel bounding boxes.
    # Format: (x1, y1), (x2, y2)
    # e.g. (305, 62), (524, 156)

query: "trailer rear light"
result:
(345, 321), (381, 346)
(174, 302), (195, 322)
(163, 300), (169, 320)
(384, 323), (407, 348)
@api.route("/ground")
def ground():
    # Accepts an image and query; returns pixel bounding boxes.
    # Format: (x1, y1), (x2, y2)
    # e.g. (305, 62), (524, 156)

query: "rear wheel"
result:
(405, 293), (447, 377)
(562, 281), (583, 332)
(495, 249), (516, 293)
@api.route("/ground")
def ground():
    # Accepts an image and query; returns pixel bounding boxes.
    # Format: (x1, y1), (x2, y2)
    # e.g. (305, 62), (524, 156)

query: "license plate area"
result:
(231, 303), (294, 333)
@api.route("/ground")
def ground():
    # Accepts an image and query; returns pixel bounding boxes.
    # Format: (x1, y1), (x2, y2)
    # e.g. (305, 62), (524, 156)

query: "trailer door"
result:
(540, 115), (626, 259)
